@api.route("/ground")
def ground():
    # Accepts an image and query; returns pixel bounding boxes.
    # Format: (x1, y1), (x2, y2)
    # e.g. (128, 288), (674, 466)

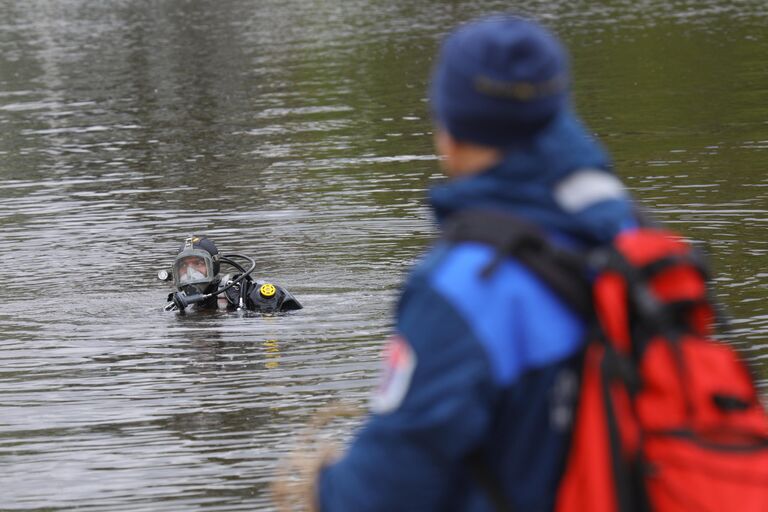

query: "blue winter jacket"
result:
(318, 110), (637, 511)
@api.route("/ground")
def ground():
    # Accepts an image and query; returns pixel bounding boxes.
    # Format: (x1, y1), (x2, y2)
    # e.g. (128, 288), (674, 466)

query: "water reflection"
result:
(0, 0), (766, 509)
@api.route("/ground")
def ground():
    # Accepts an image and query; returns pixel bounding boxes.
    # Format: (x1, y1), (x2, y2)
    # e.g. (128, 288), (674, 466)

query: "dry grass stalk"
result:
(271, 403), (363, 511)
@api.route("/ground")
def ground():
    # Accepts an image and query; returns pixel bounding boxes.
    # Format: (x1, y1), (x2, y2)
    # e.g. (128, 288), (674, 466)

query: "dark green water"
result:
(0, 0), (766, 509)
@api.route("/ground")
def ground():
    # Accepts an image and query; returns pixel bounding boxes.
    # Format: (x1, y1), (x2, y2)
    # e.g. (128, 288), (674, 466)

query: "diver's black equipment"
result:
(247, 281), (302, 312)
(218, 277), (302, 313)
(164, 253), (256, 312)
(167, 290), (206, 310)
(220, 256), (251, 309)
(162, 235), (302, 313)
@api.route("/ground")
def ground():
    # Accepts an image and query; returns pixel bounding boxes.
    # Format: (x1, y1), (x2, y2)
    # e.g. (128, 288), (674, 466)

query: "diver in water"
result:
(159, 235), (302, 314)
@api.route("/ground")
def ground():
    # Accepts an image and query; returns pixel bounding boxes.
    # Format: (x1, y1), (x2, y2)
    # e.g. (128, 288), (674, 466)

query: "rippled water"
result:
(1, 0), (766, 509)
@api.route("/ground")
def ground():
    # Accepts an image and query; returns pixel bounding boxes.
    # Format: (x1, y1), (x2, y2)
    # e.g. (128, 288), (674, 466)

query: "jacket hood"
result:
(429, 109), (636, 246)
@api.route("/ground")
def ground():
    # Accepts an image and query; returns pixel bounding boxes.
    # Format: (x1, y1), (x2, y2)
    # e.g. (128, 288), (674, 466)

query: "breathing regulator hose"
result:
(164, 253), (256, 312)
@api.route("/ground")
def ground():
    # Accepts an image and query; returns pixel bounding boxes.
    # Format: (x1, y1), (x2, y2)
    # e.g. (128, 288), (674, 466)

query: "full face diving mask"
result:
(172, 248), (216, 294)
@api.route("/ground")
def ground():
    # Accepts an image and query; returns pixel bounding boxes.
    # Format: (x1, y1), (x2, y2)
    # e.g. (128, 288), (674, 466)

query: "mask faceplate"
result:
(173, 249), (215, 291)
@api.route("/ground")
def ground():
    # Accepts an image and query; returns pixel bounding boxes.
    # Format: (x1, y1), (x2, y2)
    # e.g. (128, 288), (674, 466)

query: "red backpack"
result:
(444, 211), (768, 512)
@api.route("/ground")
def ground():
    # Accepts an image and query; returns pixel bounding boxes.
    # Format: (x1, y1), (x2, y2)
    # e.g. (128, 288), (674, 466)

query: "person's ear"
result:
(434, 129), (461, 176)
(434, 128), (502, 177)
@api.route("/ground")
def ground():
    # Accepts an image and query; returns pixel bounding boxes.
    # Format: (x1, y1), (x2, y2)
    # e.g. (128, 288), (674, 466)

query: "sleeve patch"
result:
(554, 168), (626, 213)
(370, 335), (417, 414)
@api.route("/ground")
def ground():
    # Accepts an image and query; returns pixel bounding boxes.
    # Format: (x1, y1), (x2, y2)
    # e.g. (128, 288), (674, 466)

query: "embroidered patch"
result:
(370, 335), (417, 414)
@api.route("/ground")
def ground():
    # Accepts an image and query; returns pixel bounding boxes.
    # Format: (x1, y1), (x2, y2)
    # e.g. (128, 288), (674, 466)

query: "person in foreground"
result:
(312, 15), (638, 511)
(161, 235), (302, 314)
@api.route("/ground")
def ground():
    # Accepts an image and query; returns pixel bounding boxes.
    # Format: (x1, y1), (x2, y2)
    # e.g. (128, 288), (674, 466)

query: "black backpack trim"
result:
(442, 210), (593, 318)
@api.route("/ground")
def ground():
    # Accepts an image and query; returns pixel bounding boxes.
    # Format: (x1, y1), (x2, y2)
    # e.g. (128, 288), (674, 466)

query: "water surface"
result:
(0, 0), (766, 509)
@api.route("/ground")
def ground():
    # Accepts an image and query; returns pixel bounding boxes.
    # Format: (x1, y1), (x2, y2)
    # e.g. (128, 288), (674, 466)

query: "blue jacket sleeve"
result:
(318, 275), (498, 511)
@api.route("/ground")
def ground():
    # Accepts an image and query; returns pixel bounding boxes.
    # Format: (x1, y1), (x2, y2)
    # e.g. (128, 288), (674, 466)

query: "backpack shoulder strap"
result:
(442, 210), (593, 318)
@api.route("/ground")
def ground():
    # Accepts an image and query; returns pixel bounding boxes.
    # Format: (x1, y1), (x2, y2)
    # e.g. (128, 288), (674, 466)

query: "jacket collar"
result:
(429, 110), (636, 246)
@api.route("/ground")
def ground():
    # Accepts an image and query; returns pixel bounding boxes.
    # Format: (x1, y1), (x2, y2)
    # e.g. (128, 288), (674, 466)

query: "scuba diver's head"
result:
(172, 236), (221, 295)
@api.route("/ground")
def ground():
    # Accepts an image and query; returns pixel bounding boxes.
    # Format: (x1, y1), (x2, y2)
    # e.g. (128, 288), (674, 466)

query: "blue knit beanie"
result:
(430, 16), (569, 148)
